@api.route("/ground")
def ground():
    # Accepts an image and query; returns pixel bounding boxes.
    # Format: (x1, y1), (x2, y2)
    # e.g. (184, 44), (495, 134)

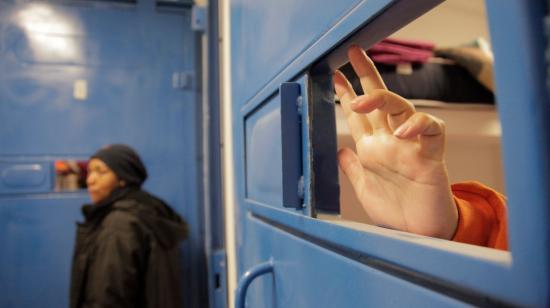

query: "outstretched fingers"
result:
(334, 70), (372, 142)
(348, 45), (386, 91)
(348, 45), (390, 133)
(393, 112), (446, 160)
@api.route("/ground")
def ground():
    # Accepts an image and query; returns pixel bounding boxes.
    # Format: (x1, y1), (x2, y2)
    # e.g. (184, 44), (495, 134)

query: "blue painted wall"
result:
(0, 1), (203, 307)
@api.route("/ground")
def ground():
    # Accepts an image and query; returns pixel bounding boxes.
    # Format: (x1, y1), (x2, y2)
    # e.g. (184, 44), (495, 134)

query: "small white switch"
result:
(73, 79), (88, 100)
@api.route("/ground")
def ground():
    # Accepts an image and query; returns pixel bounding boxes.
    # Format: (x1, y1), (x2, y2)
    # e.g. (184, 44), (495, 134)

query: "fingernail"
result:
(394, 124), (409, 137)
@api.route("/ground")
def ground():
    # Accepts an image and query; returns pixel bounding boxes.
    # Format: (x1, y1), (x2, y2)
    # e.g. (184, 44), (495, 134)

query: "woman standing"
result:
(70, 144), (188, 308)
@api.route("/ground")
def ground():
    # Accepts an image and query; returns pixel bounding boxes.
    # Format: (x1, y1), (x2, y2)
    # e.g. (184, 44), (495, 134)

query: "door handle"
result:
(280, 82), (304, 208)
(235, 259), (274, 308)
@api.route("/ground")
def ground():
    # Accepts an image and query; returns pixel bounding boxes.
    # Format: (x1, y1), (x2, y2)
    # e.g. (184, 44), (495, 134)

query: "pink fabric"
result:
(367, 38), (435, 64)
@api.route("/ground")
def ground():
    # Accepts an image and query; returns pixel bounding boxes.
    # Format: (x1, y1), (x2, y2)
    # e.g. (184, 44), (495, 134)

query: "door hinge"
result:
(211, 249), (228, 308)
(191, 5), (207, 33)
(172, 71), (194, 90)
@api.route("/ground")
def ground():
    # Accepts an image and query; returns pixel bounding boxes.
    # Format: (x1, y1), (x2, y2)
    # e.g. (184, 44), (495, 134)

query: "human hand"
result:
(334, 45), (458, 239)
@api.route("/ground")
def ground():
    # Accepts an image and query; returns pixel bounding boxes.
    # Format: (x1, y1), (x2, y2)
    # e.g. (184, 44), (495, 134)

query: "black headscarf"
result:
(91, 144), (148, 188)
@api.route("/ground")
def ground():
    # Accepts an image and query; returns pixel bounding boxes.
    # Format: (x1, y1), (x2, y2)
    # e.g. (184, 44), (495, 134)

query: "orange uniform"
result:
(451, 181), (508, 250)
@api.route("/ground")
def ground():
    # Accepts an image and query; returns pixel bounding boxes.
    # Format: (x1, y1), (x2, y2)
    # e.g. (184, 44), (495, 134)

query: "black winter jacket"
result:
(70, 187), (188, 308)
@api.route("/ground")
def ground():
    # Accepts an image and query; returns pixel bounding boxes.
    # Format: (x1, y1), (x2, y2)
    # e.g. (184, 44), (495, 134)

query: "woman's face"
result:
(86, 158), (119, 204)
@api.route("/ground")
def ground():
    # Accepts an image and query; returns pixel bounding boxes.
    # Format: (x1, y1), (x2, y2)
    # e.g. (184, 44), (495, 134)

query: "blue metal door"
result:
(0, 1), (203, 307)
(231, 0), (550, 306)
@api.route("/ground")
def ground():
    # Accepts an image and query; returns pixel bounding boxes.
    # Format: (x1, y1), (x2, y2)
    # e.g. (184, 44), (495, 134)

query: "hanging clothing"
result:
(367, 37), (435, 65)
(339, 61), (494, 103)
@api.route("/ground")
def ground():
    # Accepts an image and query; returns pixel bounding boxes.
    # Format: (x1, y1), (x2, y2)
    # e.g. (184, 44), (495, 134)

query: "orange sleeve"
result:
(451, 181), (508, 250)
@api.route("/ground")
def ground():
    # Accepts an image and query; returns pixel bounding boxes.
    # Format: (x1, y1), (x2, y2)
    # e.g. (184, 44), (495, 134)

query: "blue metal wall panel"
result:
(0, 1), (197, 156)
(241, 216), (466, 308)
(0, 1), (203, 307)
(230, 0), (395, 107)
(246, 199), (514, 305)
(0, 197), (84, 308)
(232, 0), (550, 306)
(236, 0), (443, 117)
(245, 95), (283, 206)
(485, 0), (550, 303)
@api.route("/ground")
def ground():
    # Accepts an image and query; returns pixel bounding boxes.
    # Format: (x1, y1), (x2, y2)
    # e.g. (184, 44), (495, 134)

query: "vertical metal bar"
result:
(202, 0), (228, 307)
(307, 71), (340, 215)
(280, 82), (304, 208)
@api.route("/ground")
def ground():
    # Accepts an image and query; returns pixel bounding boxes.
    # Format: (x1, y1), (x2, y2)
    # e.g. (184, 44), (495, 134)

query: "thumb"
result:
(338, 147), (366, 201)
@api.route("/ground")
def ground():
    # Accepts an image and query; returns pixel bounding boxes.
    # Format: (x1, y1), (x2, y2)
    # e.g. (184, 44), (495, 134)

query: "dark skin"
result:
(86, 158), (123, 204)
(334, 46), (458, 239)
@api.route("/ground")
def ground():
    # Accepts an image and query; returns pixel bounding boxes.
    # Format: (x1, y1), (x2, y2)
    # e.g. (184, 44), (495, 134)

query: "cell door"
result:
(230, 0), (550, 307)
(0, 1), (205, 307)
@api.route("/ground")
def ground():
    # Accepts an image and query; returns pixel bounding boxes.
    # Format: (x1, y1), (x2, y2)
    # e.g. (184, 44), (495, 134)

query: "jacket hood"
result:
(120, 189), (188, 249)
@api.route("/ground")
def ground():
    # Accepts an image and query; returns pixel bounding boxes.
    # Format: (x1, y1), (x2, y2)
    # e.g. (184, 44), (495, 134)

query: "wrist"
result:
(442, 197), (459, 240)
